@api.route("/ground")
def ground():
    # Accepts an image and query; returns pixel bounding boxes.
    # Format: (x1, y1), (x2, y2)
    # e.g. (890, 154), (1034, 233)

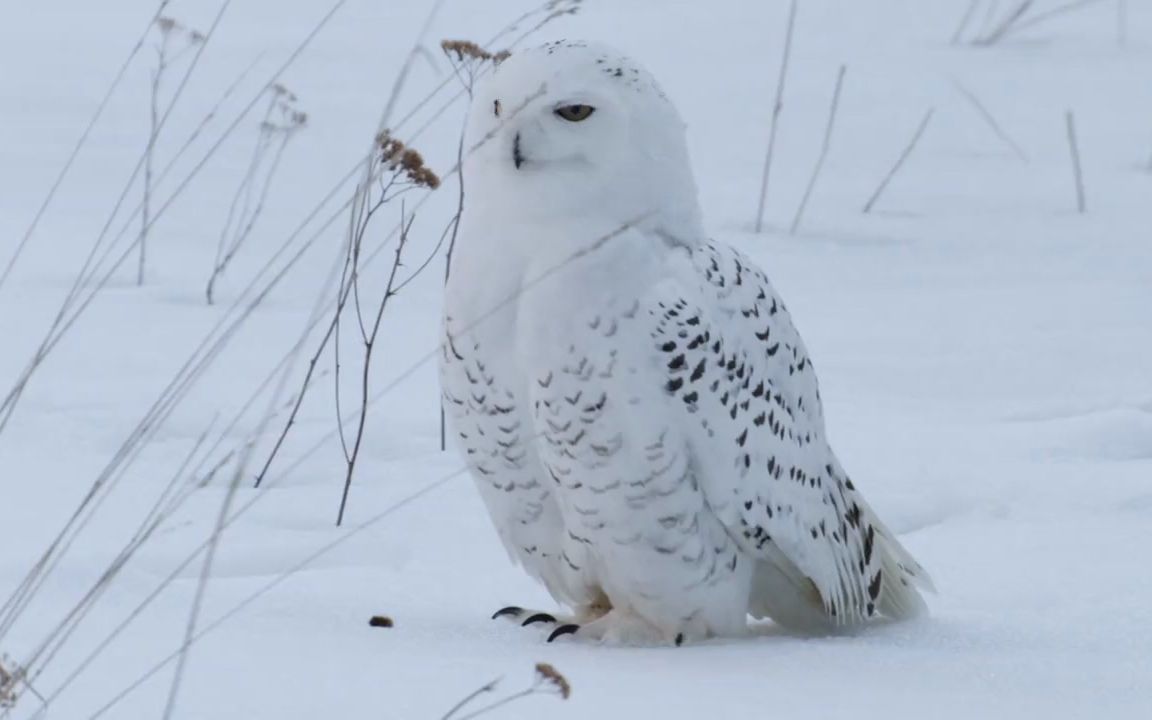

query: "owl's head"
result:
(463, 42), (704, 237)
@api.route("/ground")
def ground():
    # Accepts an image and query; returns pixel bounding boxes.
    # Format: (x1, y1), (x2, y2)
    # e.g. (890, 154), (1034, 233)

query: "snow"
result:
(1, 0), (1151, 718)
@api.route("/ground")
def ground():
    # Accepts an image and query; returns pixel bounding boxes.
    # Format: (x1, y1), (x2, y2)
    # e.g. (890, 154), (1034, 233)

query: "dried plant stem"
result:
(973, 0), (1035, 44)
(0, 150), (368, 673)
(58, 218), (635, 718)
(790, 65), (847, 236)
(441, 130), (466, 452)
(85, 308), (585, 717)
(754, 0), (798, 233)
(950, 0), (983, 44)
(336, 210), (414, 526)
(973, 0), (1109, 43)
(951, 79), (1029, 162)
(86, 466), (468, 720)
(160, 317), (308, 720)
(862, 108), (934, 213)
(206, 95), (305, 305)
(35, 219), (352, 704)
(0, 0), (362, 439)
(140, 29), (172, 286)
(0, 0), (170, 296)
(0, 0), (233, 438)
(1006, 0), (1110, 38)
(1065, 110), (1086, 213)
(440, 679), (501, 720)
(5, 7), (579, 706)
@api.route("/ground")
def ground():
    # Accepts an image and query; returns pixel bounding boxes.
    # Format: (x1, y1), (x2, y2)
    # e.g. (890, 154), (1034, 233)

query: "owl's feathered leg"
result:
(545, 606), (690, 646)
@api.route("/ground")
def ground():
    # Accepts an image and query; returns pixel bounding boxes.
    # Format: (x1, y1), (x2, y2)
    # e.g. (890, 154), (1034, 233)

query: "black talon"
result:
(547, 624), (580, 642)
(492, 606), (523, 620)
(675, 633), (684, 647)
(521, 612), (557, 626)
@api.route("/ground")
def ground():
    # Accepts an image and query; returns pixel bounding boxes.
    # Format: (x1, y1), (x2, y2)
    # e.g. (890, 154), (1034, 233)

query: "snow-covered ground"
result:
(1, 0), (1150, 718)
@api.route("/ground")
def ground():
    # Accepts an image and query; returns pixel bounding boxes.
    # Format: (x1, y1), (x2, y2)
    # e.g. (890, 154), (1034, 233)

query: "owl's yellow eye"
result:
(554, 104), (595, 122)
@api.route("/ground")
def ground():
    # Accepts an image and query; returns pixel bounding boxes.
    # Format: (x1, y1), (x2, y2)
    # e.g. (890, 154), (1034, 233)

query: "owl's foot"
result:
(546, 608), (684, 646)
(492, 601), (611, 629)
(491, 606), (561, 626)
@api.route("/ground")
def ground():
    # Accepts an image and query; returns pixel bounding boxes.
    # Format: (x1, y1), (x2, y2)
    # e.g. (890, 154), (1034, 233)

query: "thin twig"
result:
(47, 217), (635, 716)
(336, 208), (415, 526)
(3, 7), (581, 705)
(1001, 0), (1110, 39)
(1065, 110), (1086, 213)
(441, 679), (501, 719)
(0, 0), (172, 295)
(790, 65), (847, 236)
(972, 0), (1035, 44)
(950, 0), (983, 44)
(0, 0), (235, 436)
(862, 108), (934, 213)
(951, 78), (1029, 162)
(440, 129), (466, 452)
(0, 0), (362, 438)
(85, 467), (468, 720)
(140, 30), (165, 285)
(160, 305), (308, 720)
(753, 0), (798, 233)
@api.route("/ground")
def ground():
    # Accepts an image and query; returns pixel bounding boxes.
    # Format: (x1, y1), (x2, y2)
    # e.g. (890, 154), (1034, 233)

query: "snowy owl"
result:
(440, 41), (933, 645)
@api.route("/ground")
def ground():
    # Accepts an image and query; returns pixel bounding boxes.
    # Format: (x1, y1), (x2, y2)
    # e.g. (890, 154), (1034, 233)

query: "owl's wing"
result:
(440, 321), (579, 605)
(651, 241), (933, 626)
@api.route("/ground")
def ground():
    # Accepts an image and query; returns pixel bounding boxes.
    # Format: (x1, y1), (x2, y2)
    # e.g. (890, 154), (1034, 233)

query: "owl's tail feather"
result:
(749, 548), (839, 635)
(874, 523), (934, 621)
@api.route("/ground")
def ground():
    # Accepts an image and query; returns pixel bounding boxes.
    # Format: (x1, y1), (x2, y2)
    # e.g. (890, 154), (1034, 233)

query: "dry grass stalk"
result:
(69, 216), (638, 717)
(754, 0), (798, 233)
(140, 15), (207, 286)
(951, 78), (1029, 162)
(206, 87), (309, 304)
(971, 0), (1035, 44)
(432, 36), (540, 447)
(863, 108), (935, 213)
(441, 663), (572, 720)
(970, 0), (1110, 44)
(0, 0), (174, 296)
(950, 0), (983, 44)
(334, 203), (418, 526)
(790, 65), (847, 235)
(1065, 110), (1086, 213)
(3, 3), (584, 712)
(0, 0), (233, 440)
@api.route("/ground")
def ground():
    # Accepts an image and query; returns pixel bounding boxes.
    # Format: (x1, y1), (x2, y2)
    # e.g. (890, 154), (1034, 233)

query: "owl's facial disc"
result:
(463, 41), (704, 232)
(504, 100), (601, 172)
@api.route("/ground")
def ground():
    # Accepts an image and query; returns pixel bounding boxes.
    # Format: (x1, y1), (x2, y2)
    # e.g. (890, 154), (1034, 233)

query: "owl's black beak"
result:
(513, 132), (524, 169)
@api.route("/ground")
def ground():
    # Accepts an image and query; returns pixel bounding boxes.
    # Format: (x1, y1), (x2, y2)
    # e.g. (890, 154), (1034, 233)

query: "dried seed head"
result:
(492, 49), (512, 64)
(400, 149), (423, 172)
(368, 615), (394, 628)
(189, 29), (206, 44)
(410, 167), (441, 190)
(271, 83), (298, 102)
(534, 663), (571, 700)
(156, 16), (179, 34)
(379, 134), (405, 164)
(441, 39), (494, 62)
